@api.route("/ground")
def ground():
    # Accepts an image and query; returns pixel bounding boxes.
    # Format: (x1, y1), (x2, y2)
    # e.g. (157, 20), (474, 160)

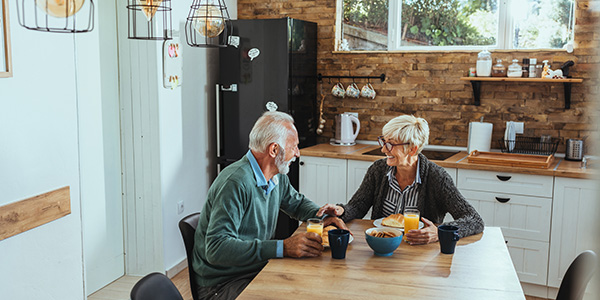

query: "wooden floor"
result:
(89, 267), (545, 300)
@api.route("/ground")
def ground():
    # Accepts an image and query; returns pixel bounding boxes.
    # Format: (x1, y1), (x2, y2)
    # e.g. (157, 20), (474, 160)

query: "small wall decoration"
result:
(163, 36), (182, 89)
(1, 0), (12, 78)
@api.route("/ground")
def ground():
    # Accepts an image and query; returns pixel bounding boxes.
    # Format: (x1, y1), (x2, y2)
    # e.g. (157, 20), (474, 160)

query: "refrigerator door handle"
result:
(216, 84), (221, 158)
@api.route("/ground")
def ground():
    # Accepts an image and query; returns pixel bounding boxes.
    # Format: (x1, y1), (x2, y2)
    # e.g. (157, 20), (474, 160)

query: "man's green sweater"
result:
(192, 155), (319, 287)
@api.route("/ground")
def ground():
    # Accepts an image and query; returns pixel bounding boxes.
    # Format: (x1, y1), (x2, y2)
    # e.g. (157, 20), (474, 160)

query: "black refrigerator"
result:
(216, 18), (318, 238)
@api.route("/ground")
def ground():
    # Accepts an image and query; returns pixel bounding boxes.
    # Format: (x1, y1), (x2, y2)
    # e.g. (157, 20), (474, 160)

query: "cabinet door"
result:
(548, 177), (599, 288)
(346, 160), (373, 199)
(461, 190), (552, 242)
(347, 159), (374, 219)
(457, 169), (553, 197)
(299, 156), (347, 207)
(506, 237), (550, 285)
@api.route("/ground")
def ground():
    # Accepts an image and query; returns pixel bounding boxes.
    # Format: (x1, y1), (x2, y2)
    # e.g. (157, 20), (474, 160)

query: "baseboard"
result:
(521, 282), (549, 298)
(166, 258), (187, 279)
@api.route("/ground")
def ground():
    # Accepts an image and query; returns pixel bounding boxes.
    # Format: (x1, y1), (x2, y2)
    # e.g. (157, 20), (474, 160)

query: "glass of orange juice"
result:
(306, 218), (323, 237)
(403, 208), (420, 241)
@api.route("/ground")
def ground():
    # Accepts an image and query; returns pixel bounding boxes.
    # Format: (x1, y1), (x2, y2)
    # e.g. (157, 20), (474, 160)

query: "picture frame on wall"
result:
(1, 0), (12, 78)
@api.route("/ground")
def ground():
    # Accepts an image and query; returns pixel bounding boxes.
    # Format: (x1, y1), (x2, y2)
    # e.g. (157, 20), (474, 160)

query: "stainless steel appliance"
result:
(565, 139), (584, 161)
(216, 18), (318, 238)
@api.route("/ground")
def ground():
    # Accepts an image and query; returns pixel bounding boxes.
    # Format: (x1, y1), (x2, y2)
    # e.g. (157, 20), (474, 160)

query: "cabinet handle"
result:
(496, 175), (512, 181)
(495, 197), (510, 203)
(299, 161), (304, 166)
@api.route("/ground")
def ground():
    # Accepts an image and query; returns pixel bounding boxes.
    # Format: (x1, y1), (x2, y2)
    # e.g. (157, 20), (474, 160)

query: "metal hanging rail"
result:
(317, 73), (386, 82)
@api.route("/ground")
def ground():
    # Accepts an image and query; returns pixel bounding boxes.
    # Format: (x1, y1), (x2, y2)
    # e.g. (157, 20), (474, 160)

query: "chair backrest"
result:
(179, 212), (201, 300)
(130, 272), (184, 300)
(556, 250), (598, 300)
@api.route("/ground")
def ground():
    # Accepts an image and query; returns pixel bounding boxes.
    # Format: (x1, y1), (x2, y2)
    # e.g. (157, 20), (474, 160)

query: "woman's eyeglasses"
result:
(377, 136), (409, 151)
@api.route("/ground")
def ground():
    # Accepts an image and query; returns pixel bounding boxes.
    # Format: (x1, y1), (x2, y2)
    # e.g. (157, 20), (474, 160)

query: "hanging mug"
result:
(346, 83), (360, 98)
(332, 83), (345, 98)
(360, 83), (376, 99)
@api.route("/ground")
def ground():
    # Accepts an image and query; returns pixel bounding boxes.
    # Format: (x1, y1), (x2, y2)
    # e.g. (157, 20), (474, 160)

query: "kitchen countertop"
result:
(300, 143), (597, 179)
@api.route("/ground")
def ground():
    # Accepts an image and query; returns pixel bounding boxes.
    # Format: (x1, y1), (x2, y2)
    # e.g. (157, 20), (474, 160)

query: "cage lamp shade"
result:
(185, 0), (232, 47)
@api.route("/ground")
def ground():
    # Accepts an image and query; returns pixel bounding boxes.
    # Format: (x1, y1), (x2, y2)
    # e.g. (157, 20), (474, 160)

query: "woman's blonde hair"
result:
(382, 115), (429, 154)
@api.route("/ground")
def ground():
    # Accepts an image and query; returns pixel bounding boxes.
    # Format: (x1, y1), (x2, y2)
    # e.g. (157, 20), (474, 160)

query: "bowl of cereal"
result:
(365, 227), (403, 256)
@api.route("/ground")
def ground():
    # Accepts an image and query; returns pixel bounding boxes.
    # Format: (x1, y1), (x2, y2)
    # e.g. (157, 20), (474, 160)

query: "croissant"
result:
(322, 225), (337, 246)
(381, 213), (404, 228)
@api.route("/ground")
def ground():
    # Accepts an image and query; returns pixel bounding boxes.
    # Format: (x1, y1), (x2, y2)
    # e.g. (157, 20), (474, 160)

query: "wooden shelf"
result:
(460, 77), (584, 108)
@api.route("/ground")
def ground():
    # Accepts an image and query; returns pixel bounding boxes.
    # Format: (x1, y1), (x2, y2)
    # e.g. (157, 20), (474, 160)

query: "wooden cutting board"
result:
(467, 151), (554, 169)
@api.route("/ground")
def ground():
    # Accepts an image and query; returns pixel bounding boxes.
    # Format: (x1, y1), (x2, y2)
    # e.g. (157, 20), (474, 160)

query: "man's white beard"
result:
(275, 148), (296, 175)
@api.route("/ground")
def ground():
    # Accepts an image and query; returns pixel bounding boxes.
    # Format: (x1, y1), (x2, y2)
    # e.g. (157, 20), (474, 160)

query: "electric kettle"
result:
(335, 113), (360, 145)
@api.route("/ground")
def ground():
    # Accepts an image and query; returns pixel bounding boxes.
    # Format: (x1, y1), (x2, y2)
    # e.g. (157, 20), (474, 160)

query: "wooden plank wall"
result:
(0, 186), (71, 241)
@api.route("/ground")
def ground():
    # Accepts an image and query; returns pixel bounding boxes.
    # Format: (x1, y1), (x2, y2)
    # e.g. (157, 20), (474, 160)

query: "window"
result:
(336, 0), (575, 51)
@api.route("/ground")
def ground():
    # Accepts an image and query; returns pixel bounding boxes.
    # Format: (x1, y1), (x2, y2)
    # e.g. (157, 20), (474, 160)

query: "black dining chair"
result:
(130, 272), (183, 300)
(179, 212), (201, 300)
(555, 250), (598, 300)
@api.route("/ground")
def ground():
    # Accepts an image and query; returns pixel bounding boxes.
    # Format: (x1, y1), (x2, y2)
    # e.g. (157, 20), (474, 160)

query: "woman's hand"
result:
(404, 217), (438, 245)
(316, 204), (344, 217)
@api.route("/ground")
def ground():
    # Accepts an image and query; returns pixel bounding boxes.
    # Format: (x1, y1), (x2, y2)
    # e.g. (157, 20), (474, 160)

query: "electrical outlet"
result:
(177, 201), (184, 215)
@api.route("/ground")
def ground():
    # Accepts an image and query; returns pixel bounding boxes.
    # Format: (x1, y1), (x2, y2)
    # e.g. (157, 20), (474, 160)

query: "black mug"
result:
(438, 225), (460, 254)
(328, 229), (350, 259)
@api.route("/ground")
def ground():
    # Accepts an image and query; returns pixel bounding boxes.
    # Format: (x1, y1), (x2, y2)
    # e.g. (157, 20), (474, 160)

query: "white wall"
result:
(0, 4), (85, 299)
(160, 0), (238, 273)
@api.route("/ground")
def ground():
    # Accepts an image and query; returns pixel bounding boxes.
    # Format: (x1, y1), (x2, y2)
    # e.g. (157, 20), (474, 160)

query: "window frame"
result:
(335, 0), (573, 52)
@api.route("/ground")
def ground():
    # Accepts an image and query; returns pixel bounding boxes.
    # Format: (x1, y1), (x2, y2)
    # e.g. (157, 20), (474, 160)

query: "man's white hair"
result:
(382, 114), (429, 154)
(249, 111), (295, 152)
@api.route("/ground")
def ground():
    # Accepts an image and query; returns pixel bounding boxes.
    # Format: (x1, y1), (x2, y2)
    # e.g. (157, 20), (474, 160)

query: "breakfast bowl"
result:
(365, 227), (403, 257)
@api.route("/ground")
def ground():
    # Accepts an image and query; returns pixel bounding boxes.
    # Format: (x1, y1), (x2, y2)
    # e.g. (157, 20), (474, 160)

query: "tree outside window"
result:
(340, 0), (574, 51)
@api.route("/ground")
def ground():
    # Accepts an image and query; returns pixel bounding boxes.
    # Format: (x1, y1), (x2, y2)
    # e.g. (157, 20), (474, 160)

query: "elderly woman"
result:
(319, 115), (484, 245)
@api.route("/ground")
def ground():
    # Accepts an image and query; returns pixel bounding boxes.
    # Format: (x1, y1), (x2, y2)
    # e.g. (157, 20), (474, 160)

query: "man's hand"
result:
(322, 216), (352, 235)
(404, 217), (438, 245)
(317, 204), (344, 217)
(283, 232), (324, 258)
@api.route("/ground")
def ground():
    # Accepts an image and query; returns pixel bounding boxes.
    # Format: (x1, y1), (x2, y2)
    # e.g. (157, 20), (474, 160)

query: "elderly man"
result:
(193, 111), (346, 299)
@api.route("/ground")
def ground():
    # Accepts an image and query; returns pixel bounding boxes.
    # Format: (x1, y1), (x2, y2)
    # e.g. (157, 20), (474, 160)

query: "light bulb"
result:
(137, 0), (163, 21)
(193, 6), (225, 38)
(36, 0), (84, 18)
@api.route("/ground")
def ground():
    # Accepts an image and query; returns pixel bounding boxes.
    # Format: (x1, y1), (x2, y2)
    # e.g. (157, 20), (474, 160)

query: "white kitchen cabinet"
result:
(346, 160), (372, 199)
(461, 190), (552, 242)
(458, 169), (554, 198)
(505, 237), (550, 285)
(458, 169), (554, 285)
(298, 156), (347, 207)
(347, 159), (374, 219)
(547, 177), (599, 288)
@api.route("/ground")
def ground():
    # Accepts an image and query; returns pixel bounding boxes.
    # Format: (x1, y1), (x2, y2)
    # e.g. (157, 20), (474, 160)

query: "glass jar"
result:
(491, 59), (506, 77)
(476, 49), (492, 77)
(507, 59), (522, 77)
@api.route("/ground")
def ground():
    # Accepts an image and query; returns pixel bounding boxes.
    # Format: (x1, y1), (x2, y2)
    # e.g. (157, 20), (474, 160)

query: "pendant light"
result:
(16, 0), (94, 33)
(184, 0), (232, 48)
(127, 0), (172, 40)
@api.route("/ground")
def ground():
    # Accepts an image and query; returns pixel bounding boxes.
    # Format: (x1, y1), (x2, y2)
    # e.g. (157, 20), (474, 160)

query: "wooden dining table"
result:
(238, 219), (525, 299)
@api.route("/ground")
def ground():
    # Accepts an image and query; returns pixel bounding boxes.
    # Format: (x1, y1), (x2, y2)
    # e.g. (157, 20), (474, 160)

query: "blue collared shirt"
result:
(246, 150), (284, 257)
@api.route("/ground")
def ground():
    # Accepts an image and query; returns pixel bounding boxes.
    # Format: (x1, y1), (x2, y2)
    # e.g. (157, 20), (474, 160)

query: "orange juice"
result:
(403, 208), (420, 241)
(307, 224), (323, 236)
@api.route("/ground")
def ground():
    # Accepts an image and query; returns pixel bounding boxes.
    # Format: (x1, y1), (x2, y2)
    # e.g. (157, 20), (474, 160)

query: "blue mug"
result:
(438, 225), (460, 254)
(328, 229), (350, 259)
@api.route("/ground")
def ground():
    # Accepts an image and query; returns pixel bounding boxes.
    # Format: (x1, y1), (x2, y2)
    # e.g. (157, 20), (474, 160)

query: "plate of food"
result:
(373, 214), (424, 230)
(322, 225), (353, 248)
